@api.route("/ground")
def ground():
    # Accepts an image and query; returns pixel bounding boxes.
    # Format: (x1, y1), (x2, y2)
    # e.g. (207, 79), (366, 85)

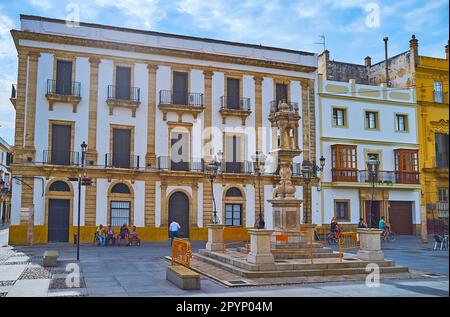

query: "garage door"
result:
(389, 201), (413, 235)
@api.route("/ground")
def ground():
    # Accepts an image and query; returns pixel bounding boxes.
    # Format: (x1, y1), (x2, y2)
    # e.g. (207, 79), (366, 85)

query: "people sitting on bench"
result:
(129, 226), (141, 246)
(116, 224), (129, 246)
(105, 224), (116, 246)
(95, 224), (106, 246)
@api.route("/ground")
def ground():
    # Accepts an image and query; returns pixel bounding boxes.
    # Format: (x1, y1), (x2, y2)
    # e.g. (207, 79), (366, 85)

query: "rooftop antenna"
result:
(314, 34), (326, 52)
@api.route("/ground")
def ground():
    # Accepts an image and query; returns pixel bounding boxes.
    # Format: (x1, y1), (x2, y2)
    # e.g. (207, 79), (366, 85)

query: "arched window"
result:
(111, 183), (130, 194)
(225, 187), (242, 197)
(49, 181), (70, 192)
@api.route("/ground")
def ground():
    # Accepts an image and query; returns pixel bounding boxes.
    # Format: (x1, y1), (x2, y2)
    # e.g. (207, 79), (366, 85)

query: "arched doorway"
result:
(47, 180), (72, 242)
(168, 191), (189, 238)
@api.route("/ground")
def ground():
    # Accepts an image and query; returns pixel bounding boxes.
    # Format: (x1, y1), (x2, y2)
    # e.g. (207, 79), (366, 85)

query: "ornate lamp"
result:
(252, 150), (266, 229)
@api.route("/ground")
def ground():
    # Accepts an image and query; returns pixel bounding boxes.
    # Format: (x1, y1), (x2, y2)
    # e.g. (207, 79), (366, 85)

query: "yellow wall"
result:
(415, 55), (449, 215)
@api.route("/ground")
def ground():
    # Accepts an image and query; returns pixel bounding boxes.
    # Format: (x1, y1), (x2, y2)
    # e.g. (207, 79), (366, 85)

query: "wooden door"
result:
(389, 201), (413, 235)
(115, 66), (131, 100)
(56, 60), (72, 95)
(173, 72), (188, 105)
(48, 199), (70, 242)
(51, 124), (71, 165)
(112, 128), (131, 168)
(168, 192), (189, 238)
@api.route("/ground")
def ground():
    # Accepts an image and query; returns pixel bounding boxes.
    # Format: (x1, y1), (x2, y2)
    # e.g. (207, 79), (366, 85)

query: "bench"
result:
(43, 250), (59, 267)
(166, 265), (200, 290)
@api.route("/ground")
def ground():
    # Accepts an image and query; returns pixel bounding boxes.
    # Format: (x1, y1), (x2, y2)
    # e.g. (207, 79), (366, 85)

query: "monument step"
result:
(194, 252), (407, 279)
(235, 246), (337, 257)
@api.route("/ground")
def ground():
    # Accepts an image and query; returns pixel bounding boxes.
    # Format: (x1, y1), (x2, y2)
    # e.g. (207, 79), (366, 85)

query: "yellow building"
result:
(412, 39), (449, 228)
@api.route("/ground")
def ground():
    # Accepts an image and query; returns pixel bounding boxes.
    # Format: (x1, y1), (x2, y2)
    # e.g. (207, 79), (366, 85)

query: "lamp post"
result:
(367, 155), (379, 229)
(301, 156), (325, 224)
(206, 151), (222, 224)
(76, 141), (87, 261)
(252, 150), (266, 229)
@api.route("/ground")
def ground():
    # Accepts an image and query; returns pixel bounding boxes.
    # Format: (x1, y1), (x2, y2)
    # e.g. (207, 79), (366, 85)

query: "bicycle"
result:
(327, 230), (342, 245)
(381, 228), (396, 242)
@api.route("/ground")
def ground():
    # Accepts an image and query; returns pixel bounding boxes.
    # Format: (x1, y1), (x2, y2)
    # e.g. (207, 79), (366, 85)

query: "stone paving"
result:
(0, 231), (448, 297)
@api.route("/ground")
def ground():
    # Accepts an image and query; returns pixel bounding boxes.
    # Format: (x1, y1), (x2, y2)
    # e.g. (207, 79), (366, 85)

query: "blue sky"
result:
(0, 0), (448, 145)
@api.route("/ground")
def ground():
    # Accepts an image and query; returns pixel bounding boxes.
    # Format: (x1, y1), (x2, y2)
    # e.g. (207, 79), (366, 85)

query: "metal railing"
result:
(47, 79), (81, 96)
(221, 161), (253, 174)
(43, 150), (80, 166)
(434, 90), (449, 104)
(331, 169), (358, 182)
(156, 156), (204, 172)
(337, 232), (359, 262)
(159, 90), (203, 107)
(269, 100), (299, 112)
(107, 85), (140, 102)
(11, 84), (17, 99)
(104, 153), (140, 169)
(331, 169), (420, 184)
(220, 96), (251, 111)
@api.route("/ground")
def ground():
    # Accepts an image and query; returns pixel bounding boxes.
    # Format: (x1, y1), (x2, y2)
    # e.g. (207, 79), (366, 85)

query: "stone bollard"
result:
(206, 224), (224, 252)
(356, 228), (384, 261)
(247, 229), (275, 265)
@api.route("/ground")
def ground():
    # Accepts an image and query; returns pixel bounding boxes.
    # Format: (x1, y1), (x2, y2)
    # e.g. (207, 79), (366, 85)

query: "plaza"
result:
(0, 228), (448, 297)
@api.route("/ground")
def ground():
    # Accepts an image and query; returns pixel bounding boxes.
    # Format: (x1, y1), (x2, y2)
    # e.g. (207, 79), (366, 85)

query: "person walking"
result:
(169, 220), (181, 246)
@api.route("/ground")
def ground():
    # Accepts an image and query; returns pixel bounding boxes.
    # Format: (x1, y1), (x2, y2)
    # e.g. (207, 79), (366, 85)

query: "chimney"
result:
(410, 34), (419, 65)
(364, 56), (372, 67)
(318, 49), (330, 78)
(446, 40), (449, 60)
(383, 37), (390, 86)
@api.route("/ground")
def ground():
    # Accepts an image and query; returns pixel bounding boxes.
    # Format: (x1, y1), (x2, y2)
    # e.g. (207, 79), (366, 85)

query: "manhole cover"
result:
(228, 280), (248, 285)
(0, 280), (15, 287)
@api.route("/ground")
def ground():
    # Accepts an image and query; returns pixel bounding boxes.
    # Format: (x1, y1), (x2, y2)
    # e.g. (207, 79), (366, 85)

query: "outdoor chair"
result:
(433, 234), (449, 250)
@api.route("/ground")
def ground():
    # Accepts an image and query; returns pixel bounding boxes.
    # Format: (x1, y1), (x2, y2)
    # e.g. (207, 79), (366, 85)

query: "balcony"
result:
(106, 85), (141, 117)
(43, 150), (80, 166)
(437, 201), (449, 218)
(46, 79), (82, 112)
(156, 156), (204, 172)
(104, 153), (140, 169)
(10, 84), (17, 108)
(222, 161), (254, 174)
(434, 91), (449, 104)
(158, 90), (204, 121)
(269, 100), (299, 112)
(219, 96), (251, 125)
(331, 169), (420, 185)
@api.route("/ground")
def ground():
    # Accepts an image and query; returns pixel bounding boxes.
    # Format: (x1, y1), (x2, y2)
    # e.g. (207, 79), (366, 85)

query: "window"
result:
(434, 81), (443, 103)
(395, 114), (408, 132)
(49, 181), (70, 192)
(438, 188), (449, 202)
(170, 131), (189, 171)
(331, 144), (357, 182)
(226, 78), (240, 109)
(111, 183), (130, 194)
(115, 66), (131, 100)
(56, 60), (73, 95)
(365, 111), (378, 129)
(110, 201), (130, 226)
(394, 149), (419, 184)
(173, 71), (188, 105)
(275, 83), (288, 104)
(226, 187), (243, 197)
(332, 108), (346, 127)
(112, 128), (131, 168)
(334, 200), (350, 221)
(225, 203), (242, 226)
(225, 135), (242, 173)
(435, 133), (449, 168)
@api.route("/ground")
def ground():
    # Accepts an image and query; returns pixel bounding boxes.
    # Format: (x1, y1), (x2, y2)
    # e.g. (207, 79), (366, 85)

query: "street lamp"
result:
(367, 155), (379, 229)
(252, 150), (266, 229)
(76, 141), (88, 261)
(301, 156), (325, 224)
(206, 151), (222, 224)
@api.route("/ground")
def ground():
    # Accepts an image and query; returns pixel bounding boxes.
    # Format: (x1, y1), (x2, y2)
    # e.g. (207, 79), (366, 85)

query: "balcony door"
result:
(227, 78), (240, 109)
(51, 124), (71, 165)
(170, 132), (189, 171)
(331, 144), (357, 181)
(225, 135), (242, 173)
(275, 83), (288, 104)
(112, 128), (131, 168)
(115, 66), (131, 100)
(394, 149), (419, 184)
(435, 133), (449, 168)
(56, 60), (72, 95)
(173, 71), (188, 105)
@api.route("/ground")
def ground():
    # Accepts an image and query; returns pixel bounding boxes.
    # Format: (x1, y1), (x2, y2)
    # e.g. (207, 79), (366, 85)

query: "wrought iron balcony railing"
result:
(220, 96), (251, 111)
(47, 79), (81, 96)
(221, 161), (254, 174)
(159, 90), (203, 107)
(269, 100), (299, 112)
(107, 85), (140, 102)
(43, 150), (80, 166)
(331, 169), (420, 184)
(156, 156), (204, 172)
(104, 153), (140, 169)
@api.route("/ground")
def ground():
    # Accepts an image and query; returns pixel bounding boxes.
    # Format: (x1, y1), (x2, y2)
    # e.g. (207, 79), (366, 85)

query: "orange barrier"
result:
(314, 226), (327, 242)
(338, 232), (359, 262)
(272, 229), (314, 264)
(171, 238), (192, 267)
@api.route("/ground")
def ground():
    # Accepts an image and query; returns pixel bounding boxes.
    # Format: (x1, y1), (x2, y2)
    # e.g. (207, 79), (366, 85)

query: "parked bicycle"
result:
(381, 227), (396, 242)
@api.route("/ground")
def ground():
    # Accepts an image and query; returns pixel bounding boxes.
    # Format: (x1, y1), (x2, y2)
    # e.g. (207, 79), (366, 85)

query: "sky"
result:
(0, 0), (448, 145)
